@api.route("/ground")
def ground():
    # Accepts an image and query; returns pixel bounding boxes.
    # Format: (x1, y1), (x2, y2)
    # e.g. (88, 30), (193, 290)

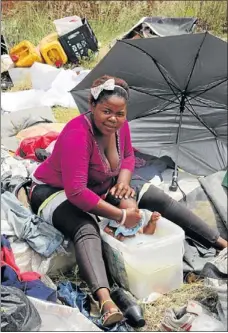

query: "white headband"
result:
(91, 78), (128, 100)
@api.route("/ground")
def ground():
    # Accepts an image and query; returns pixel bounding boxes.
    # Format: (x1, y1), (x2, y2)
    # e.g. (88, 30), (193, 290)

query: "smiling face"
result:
(91, 95), (127, 136)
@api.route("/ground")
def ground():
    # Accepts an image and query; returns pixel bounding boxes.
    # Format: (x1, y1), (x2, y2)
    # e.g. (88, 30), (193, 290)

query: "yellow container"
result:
(10, 40), (43, 67)
(39, 33), (68, 66)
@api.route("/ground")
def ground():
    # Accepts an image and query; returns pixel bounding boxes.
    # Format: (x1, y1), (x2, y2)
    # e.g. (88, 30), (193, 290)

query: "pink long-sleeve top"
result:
(33, 113), (135, 212)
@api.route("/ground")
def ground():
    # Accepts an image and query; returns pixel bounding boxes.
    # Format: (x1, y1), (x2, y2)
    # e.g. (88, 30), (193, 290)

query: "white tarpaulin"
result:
(28, 297), (101, 332)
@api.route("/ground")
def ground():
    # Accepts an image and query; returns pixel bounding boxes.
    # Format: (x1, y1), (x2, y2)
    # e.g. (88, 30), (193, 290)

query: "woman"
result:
(30, 75), (227, 326)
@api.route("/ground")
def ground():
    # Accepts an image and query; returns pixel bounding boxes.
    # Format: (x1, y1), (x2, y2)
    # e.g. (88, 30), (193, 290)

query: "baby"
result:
(104, 198), (161, 241)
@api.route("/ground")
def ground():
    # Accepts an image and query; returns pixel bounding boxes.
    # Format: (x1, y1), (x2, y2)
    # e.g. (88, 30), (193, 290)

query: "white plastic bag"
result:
(30, 62), (60, 91)
(9, 67), (31, 85)
(1, 54), (14, 74)
(28, 297), (101, 331)
(190, 313), (225, 331)
(1, 89), (45, 113)
(54, 16), (82, 36)
(11, 240), (53, 275)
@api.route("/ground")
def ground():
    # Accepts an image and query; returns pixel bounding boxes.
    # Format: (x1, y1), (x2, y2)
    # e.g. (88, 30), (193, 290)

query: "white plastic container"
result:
(53, 16), (82, 36)
(100, 216), (185, 300)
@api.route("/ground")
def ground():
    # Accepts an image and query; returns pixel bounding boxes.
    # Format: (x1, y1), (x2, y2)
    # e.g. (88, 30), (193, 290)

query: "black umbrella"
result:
(71, 32), (227, 189)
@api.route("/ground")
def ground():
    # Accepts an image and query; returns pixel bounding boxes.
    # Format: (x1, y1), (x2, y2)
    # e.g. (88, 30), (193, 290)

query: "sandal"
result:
(100, 299), (123, 327)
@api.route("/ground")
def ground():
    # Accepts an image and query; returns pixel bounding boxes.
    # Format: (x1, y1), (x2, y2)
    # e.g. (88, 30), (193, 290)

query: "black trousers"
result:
(30, 184), (220, 295)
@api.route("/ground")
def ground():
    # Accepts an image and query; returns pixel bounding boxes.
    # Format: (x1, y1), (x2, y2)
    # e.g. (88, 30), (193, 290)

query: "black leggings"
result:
(30, 184), (220, 294)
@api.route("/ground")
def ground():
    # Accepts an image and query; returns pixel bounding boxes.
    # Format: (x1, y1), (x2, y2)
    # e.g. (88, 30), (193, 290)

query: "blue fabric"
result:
(57, 281), (133, 332)
(1, 235), (57, 302)
(1, 267), (57, 302)
(108, 210), (149, 236)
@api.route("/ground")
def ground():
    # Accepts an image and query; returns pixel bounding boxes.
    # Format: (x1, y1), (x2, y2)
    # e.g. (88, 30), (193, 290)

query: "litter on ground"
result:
(1, 3), (227, 332)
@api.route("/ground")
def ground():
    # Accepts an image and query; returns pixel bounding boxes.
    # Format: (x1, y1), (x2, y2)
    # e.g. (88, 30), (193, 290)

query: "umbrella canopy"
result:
(71, 32), (227, 177)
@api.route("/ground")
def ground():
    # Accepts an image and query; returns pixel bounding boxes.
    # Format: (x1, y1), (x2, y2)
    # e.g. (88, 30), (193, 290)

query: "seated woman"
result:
(30, 75), (227, 327)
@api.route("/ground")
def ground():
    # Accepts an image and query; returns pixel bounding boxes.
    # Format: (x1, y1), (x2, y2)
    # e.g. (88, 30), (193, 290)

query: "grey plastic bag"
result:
(1, 286), (42, 332)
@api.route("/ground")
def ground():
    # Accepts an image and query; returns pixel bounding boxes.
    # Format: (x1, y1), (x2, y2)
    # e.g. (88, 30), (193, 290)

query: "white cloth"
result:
(1, 145), (30, 178)
(1, 90), (46, 113)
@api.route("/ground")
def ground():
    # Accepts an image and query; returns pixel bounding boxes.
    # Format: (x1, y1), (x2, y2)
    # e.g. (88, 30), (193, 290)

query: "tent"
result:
(71, 32), (227, 180)
(121, 16), (197, 39)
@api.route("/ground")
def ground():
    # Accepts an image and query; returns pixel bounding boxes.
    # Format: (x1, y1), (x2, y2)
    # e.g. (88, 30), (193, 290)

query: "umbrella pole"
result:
(169, 95), (186, 192)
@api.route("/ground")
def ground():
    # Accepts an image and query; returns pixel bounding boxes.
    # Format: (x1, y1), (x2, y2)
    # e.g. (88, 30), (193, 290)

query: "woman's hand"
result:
(104, 208), (142, 241)
(109, 182), (136, 199)
(124, 207), (142, 228)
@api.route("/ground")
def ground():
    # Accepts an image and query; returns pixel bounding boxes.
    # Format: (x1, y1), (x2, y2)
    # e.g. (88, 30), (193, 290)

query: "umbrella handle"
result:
(169, 171), (178, 192)
(170, 95), (186, 192)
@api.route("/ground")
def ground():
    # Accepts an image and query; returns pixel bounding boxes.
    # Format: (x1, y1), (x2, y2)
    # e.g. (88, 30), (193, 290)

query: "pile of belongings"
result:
(2, 15), (98, 71)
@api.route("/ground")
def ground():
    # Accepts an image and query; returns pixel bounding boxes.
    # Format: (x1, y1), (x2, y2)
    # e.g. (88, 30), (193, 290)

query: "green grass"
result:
(3, 1), (151, 49)
(3, 1), (227, 71)
(138, 282), (217, 331)
(3, 0), (227, 122)
(52, 106), (80, 123)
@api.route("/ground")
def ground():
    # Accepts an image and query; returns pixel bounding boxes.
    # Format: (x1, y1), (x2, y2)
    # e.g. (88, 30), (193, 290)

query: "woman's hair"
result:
(89, 75), (129, 106)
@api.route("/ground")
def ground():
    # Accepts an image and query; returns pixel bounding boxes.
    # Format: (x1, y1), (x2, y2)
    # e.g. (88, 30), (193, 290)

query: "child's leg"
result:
(104, 225), (125, 241)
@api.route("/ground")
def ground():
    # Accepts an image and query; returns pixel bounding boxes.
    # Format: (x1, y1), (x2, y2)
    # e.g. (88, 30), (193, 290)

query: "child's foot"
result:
(143, 211), (161, 235)
(151, 211), (161, 222)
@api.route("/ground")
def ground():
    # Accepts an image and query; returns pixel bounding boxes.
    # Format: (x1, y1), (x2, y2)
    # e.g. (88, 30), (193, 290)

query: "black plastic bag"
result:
(1, 286), (42, 332)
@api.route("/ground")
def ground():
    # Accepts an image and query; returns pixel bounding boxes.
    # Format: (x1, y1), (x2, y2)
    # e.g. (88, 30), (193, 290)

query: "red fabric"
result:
(1, 243), (40, 282)
(15, 131), (59, 161)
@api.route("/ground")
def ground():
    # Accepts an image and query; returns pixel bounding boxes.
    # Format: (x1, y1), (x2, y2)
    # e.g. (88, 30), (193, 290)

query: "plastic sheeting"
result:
(1, 63), (90, 113)
(1, 286), (42, 332)
(9, 238), (76, 276)
(199, 170), (228, 229)
(28, 296), (101, 332)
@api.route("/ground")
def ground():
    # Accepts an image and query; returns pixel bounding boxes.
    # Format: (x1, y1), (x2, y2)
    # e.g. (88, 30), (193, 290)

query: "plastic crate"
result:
(58, 18), (98, 63)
